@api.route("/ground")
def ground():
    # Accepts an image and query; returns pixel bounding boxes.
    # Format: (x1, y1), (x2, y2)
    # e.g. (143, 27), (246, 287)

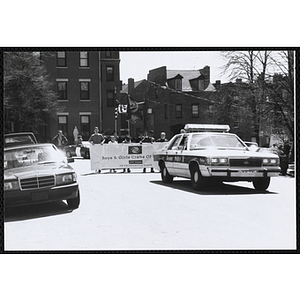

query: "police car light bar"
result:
(184, 124), (230, 132)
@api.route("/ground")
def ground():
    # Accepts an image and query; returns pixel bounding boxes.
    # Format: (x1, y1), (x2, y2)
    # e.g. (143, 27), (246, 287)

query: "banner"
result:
(90, 142), (167, 171)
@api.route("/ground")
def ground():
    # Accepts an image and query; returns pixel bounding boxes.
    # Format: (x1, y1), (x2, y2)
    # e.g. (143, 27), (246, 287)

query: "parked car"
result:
(4, 143), (80, 209)
(153, 124), (281, 191)
(256, 147), (288, 175)
(64, 141), (90, 159)
(286, 163), (295, 177)
(4, 132), (38, 148)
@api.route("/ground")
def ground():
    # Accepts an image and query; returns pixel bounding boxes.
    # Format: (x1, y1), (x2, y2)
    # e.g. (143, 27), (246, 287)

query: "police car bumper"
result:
(201, 166), (281, 178)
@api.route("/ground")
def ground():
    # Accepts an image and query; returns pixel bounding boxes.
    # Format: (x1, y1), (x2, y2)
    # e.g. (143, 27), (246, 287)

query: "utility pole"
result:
(98, 52), (103, 132)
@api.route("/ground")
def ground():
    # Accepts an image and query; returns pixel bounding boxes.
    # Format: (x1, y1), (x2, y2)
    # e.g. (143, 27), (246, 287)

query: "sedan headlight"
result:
(208, 157), (229, 166)
(4, 180), (19, 191)
(56, 173), (77, 185)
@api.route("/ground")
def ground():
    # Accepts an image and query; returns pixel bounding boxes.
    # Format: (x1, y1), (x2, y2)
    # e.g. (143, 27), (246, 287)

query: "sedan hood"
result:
(4, 163), (74, 180)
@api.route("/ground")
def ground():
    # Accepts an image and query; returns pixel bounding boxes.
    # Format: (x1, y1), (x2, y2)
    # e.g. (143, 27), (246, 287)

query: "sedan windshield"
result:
(190, 134), (246, 150)
(4, 145), (66, 170)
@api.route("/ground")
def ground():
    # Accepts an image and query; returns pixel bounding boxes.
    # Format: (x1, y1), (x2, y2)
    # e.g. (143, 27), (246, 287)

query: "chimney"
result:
(128, 78), (134, 95)
(215, 80), (221, 88)
(236, 78), (242, 83)
(202, 66), (210, 89)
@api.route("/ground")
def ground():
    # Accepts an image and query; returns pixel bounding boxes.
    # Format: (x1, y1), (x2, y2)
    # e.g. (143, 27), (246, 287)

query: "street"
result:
(4, 159), (296, 251)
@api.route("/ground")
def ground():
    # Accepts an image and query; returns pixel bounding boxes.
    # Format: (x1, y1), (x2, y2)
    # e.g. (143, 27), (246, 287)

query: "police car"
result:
(153, 124), (281, 191)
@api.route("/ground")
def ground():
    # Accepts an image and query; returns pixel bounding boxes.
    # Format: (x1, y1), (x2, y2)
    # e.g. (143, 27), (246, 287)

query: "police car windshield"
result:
(190, 134), (245, 150)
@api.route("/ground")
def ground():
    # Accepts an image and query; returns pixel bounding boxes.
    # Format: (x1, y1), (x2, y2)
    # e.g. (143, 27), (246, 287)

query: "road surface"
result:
(4, 159), (296, 251)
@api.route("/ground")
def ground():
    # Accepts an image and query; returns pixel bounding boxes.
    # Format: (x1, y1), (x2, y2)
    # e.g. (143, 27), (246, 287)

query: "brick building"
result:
(120, 65), (216, 140)
(42, 51), (121, 142)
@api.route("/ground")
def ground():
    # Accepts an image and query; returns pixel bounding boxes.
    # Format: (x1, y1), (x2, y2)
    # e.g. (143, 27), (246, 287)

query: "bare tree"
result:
(219, 50), (294, 143)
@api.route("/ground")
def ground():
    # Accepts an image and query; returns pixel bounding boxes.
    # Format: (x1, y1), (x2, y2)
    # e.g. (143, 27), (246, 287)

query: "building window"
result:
(105, 51), (111, 58)
(175, 104), (182, 118)
(56, 51), (66, 67)
(234, 121), (239, 128)
(57, 81), (67, 100)
(58, 115), (68, 137)
(80, 81), (90, 100)
(80, 115), (90, 140)
(106, 66), (114, 81)
(192, 104), (199, 118)
(198, 80), (204, 90)
(107, 90), (114, 107)
(164, 104), (168, 119)
(175, 79), (182, 91)
(80, 52), (89, 67)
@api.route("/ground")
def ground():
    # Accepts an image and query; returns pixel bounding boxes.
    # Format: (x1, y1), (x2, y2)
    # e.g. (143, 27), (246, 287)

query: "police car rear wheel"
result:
(191, 167), (206, 191)
(161, 165), (173, 183)
(252, 177), (270, 191)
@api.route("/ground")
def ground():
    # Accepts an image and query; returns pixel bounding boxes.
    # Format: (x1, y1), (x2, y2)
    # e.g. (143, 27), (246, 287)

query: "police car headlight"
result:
(209, 157), (229, 166)
(263, 158), (279, 166)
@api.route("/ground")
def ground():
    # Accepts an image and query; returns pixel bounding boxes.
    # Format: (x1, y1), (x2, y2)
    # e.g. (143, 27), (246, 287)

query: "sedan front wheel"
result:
(67, 192), (80, 209)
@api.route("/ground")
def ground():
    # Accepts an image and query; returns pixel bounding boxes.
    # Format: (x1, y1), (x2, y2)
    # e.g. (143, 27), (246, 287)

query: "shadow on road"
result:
(150, 180), (277, 195)
(5, 201), (73, 223)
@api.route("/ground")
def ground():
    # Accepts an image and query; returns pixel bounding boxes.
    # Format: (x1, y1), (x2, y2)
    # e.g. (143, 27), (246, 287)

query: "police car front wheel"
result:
(161, 164), (173, 183)
(252, 177), (270, 191)
(191, 167), (207, 191)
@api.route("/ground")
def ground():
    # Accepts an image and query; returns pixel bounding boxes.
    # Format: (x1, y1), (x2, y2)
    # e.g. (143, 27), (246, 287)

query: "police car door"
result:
(165, 135), (182, 175)
(173, 134), (189, 177)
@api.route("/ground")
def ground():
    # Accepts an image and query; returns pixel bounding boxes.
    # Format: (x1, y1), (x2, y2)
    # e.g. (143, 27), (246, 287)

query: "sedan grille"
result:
(229, 157), (262, 167)
(20, 175), (55, 190)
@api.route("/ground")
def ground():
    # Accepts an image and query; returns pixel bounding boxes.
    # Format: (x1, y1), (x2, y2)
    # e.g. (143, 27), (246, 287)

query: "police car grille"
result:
(20, 175), (55, 190)
(229, 158), (262, 167)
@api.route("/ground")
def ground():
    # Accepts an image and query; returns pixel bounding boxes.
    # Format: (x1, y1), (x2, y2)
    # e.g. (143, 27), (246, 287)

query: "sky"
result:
(120, 51), (230, 85)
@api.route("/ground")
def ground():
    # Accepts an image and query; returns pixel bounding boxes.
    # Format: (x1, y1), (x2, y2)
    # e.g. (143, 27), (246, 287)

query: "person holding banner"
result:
(89, 127), (105, 173)
(108, 136), (118, 173)
(141, 130), (155, 173)
(156, 132), (168, 142)
(89, 127), (105, 145)
(122, 136), (131, 173)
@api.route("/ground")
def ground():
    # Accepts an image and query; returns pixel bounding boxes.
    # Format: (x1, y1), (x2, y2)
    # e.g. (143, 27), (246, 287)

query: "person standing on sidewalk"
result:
(52, 130), (68, 150)
(75, 135), (83, 158)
